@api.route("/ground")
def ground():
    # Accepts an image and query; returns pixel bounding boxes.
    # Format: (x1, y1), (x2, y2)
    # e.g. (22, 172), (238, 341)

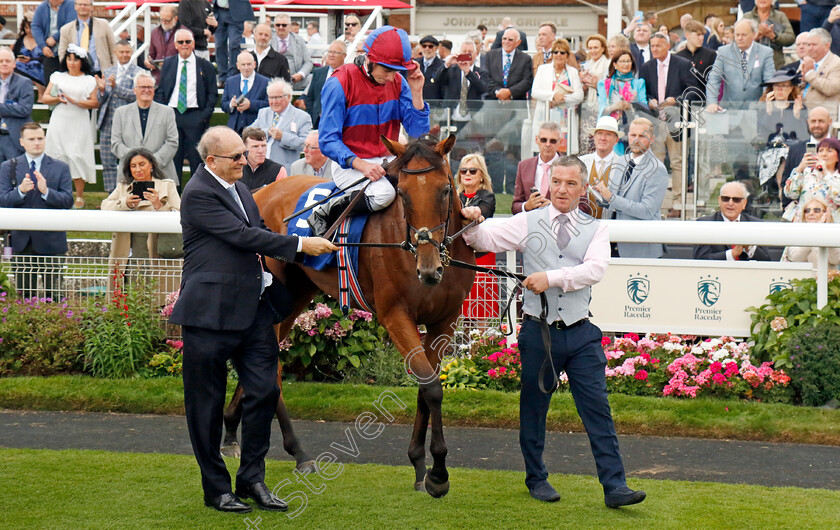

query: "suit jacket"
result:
(802, 52), (840, 119)
(0, 73), (34, 158)
(96, 62), (143, 128)
(289, 157), (333, 179)
(419, 56), (445, 100)
(270, 33), (313, 90)
(154, 53), (218, 124)
(58, 17), (117, 72)
(481, 48), (533, 100)
(249, 105), (312, 171)
(693, 211), (772, 261)
(630, 43), (650, 68)
(252, 47), (291, 82)
(511, 156), (539, 214)
(302, 64), (330, 128)
(169, 164), (299, 330)
(638, 53), (697, 105)
(491, 28), (528, 51)
(0, 154), (74, 254)
(435, 64), (486, 115)
(706, 42), (775, 106)
(32, 0), (77, 52)
(221, 0), (256, 22)
(603, 150), (669, 258)
(532, 50), (551, 75)
(221, 73), (269, 132)
(111, 102), (180, 181)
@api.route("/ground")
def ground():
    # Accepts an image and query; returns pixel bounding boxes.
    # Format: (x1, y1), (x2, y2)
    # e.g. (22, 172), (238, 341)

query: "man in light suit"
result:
(511, 121), (562, 213)
(212, 0), (254, 84)
(0, 122), (73, 300)
(249, 79), (311, 172)
(693, 181), (771, 261)
(302, 39), (345, 129)
(596, 118), (669, 258)
(289, 131), (332, 178)
(58, 0), (117, 75)
(481, 28), (533, 101)
(154, 29), (218, 184)
(0, 49), (34, 164)
(801, 28), (840, 120)
(169, 126), (336, 513)
(111, 72), (179, 182)
(96, 41), (145, 191)
(270, 13), (313, 91)
(221, 52), (269, 134)
(706, 19), (775, 110)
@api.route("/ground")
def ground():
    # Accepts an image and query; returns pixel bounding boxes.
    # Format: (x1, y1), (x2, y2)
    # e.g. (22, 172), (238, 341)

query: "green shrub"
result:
(0, 269), (15, 299)
(440, 358), (486, 390)
(788, 323), (840, 406)
(147, 340), (184, 377)
(341, 341), (415, 387)
(0, 292), (85, 375)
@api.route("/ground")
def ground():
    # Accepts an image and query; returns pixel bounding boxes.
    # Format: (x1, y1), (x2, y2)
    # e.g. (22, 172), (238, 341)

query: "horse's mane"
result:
(388, 136), (446, 176)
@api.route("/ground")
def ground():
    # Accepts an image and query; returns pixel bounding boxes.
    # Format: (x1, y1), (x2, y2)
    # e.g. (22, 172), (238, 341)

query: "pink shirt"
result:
(463, 205), (611, 292)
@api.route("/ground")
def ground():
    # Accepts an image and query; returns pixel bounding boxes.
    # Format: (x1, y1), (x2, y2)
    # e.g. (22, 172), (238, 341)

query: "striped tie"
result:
(177, 60), (187, 113)
(740, 50), (747, 75)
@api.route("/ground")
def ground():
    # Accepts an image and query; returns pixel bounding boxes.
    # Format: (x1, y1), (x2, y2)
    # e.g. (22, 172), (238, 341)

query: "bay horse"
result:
(223, 134), (476, 497)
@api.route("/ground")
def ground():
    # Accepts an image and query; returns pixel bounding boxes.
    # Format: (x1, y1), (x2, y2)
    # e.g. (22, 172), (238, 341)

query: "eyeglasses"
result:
(326, 50), (345, 56)
(804, 207), (825, 214)
(268, 95), (290, 100)
(275, 23), (288, 28)
(421, 44), (436, 49)
(213, 151), (249, 161)
(552, 50), (567, 55)
(538, 137), (559, 144)
(303, 144), (320, 150)
(719, 196), (744, 204)
(459, 168), (480, 175)
(136, 85), (155, 91)
(175, 40), (192, 45)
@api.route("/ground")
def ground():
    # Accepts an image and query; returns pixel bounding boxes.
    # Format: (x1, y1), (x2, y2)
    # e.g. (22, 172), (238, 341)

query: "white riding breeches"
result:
(330, 155), (396, 211)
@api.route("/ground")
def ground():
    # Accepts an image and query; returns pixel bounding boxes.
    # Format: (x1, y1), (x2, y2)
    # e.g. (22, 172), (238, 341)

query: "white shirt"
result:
(534, 152), (560, 191)
(168, 53), (198, 109)
(254, 46), (270, 68)
(638, 45), (650, 63)
(18, 153), (49, 200)
(592, 151), (616, 177)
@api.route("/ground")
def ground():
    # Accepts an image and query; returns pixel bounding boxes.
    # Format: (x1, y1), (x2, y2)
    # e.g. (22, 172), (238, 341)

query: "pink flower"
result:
(307, 329), (317, 336)
(712, 373), (726, 385)
(709, 361), (722, 374)
(624, 332), (640, 342)
(634, 369), (648, 380)
(499, 366), (507, 374)
(724, 362), (739, 377)
(601, 337), (612, 346)
(488, 368), (498, 379)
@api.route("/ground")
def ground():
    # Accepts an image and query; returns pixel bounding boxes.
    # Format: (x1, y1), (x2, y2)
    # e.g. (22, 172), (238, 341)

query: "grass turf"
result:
(1, 448), (839, 529)
(2, 376), (840, 445)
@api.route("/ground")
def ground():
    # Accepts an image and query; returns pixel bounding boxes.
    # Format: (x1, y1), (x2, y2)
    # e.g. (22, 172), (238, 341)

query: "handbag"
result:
(157, 232), (183, 259)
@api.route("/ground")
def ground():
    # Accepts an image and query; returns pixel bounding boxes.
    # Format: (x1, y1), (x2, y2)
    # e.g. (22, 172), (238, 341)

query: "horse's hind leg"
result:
(221, 384), (244, 458)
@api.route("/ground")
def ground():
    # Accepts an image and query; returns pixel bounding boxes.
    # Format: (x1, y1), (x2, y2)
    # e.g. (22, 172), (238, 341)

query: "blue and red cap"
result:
(363, 26), (416, 71)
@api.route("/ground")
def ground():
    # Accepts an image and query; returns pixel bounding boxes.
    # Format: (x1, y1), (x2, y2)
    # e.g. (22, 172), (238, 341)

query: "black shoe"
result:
(528, 481), (561, 502)
(235, 481), (288, 512)
(308, 193), (354, 238)
(204, 492), (252, 513)
(605, 486), (646, 508)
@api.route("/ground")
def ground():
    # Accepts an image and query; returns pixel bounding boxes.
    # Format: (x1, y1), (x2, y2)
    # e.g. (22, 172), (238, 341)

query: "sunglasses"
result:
(719, 196), (744, 204)
(345, 22), (359, 27)
(213, 151), (249, 161)
(421, 44), (436, 49)
(804, 207), (825, 214)
(275, 23), (288, 27)
(175, 40), (192, 45)
(552, 50), (568, 55)
(538, 137), (559, 144)
(459, 168), (480, 175)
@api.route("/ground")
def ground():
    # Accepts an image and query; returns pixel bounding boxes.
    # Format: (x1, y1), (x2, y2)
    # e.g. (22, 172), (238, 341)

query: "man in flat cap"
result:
(418, 35), (445, 99)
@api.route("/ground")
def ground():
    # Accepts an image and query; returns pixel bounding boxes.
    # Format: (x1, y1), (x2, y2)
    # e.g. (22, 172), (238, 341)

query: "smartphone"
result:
(530, 186), (539, 195)
(806, 142), (818, 155)
(16, 55), (26, 60)
(456, 53), (471, 62)
(635, 11), (644, 22)
(130, 181), (154, 197)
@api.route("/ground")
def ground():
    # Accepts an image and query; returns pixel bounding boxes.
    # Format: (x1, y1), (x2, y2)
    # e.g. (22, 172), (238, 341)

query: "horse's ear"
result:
(435, 134), (457, 157)
(381, 135), (406, 158)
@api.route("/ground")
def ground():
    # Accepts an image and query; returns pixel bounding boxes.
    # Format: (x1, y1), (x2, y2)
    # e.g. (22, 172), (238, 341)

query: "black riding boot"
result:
(307, 191), (370, 238)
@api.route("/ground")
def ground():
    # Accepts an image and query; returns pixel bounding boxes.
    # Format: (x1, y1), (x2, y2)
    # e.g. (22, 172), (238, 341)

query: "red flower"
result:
(712, 373), (726, 385)
(709, 361), (723, 374)
(601, 337), (611, 346)
(634, 370), (648, 380)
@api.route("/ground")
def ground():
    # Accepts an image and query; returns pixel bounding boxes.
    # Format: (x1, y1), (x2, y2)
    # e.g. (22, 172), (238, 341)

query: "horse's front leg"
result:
(221, 383), (244, 458)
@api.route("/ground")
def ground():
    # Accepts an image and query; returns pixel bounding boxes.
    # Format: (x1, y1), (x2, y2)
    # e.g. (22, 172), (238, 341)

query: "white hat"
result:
(588, 115), (624, 138)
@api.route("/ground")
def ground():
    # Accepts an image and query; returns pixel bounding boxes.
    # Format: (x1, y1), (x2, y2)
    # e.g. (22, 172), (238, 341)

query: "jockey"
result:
(308, 25), (430, 237)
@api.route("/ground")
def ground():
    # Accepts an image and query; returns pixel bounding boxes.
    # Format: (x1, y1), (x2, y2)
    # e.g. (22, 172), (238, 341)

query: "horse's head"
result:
(382, 134), (457, 286)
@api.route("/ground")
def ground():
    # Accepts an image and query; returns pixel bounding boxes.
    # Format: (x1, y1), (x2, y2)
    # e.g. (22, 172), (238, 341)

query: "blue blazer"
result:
(0, 154), (74, 255)
(220, 0), (255, 23)
(0, 73), (35, 156)
(154, 54), (218, 123)
(168, 164), (298, 331)
(220, 73), (269, 132)
(303, 65), (330, 129)
(32, 0), (76, 51)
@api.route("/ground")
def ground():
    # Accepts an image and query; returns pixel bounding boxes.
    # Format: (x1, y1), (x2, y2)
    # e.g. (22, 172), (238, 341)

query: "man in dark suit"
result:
(303, 39), (345, 129)
(694, 182), (771, 261)
(435, 40), (486, 131)
(251, 23), (290, 82)
(0, 122), (73, 300)
(154, 29), (218, 184)
(212, 0), (254, 83)
(481, 28), (533, 101)
(638, 33), (697, 217)
(169, 126), (336, 513)
(418, 35), (445, 100)
(511, 121), (561, 213)
(490, 18), (527, 51)
(221, 51), (269, 134)
(0, 49), (34, 164)
(630, 23), (653, 67)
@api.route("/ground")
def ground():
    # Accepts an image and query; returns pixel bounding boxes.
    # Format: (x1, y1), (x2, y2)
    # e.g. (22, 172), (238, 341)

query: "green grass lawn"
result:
(1, 448), (838, 529)
(3, 376), (840, 445)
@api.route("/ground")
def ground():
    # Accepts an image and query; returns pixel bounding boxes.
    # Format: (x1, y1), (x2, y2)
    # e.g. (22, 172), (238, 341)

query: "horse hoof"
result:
(296, 460), (318, 474)
(424, 472), (449, 498)
(220, 442), (241, 459)
(414, 481), (426, 493)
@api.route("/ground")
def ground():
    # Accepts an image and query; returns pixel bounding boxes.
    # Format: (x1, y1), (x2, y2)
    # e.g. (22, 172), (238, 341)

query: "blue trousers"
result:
(214, 8), (244, 81)
(518, 318), (626, 493)
(801, 4), (833, 33)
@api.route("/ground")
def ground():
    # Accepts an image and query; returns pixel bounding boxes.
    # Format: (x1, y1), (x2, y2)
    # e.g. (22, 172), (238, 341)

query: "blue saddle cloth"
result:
(287, 181), (368, 272)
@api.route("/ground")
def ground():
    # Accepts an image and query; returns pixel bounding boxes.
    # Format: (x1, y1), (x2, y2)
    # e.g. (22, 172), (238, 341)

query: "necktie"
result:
(621, 160), (636, 187)
(539, 163), (551, 197)
(242, 78), (249, 96)
(227, 186), (249, 222)
(459, 72), (469, 112)
(740, 50), (748, 75)
(657, 61), (666, 103)
(278, 38), (288, 54)
(502, 53), (511, 87)
(554, 215), (570, 250)
(80, 21), (89, 50)
(30, 160), (36, 177)
(804, 62), (818, 96)
(177, 60), (188, 113)
(271, 112), (280, 128)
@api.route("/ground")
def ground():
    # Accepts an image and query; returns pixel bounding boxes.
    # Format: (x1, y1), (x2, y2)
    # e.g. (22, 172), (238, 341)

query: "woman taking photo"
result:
(578, 34), (610, 154)
(784, 137), (840, 222)
(40, 44), (98, 209)
(531, 38), (584, 155)
(596, 49), (647, 154)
